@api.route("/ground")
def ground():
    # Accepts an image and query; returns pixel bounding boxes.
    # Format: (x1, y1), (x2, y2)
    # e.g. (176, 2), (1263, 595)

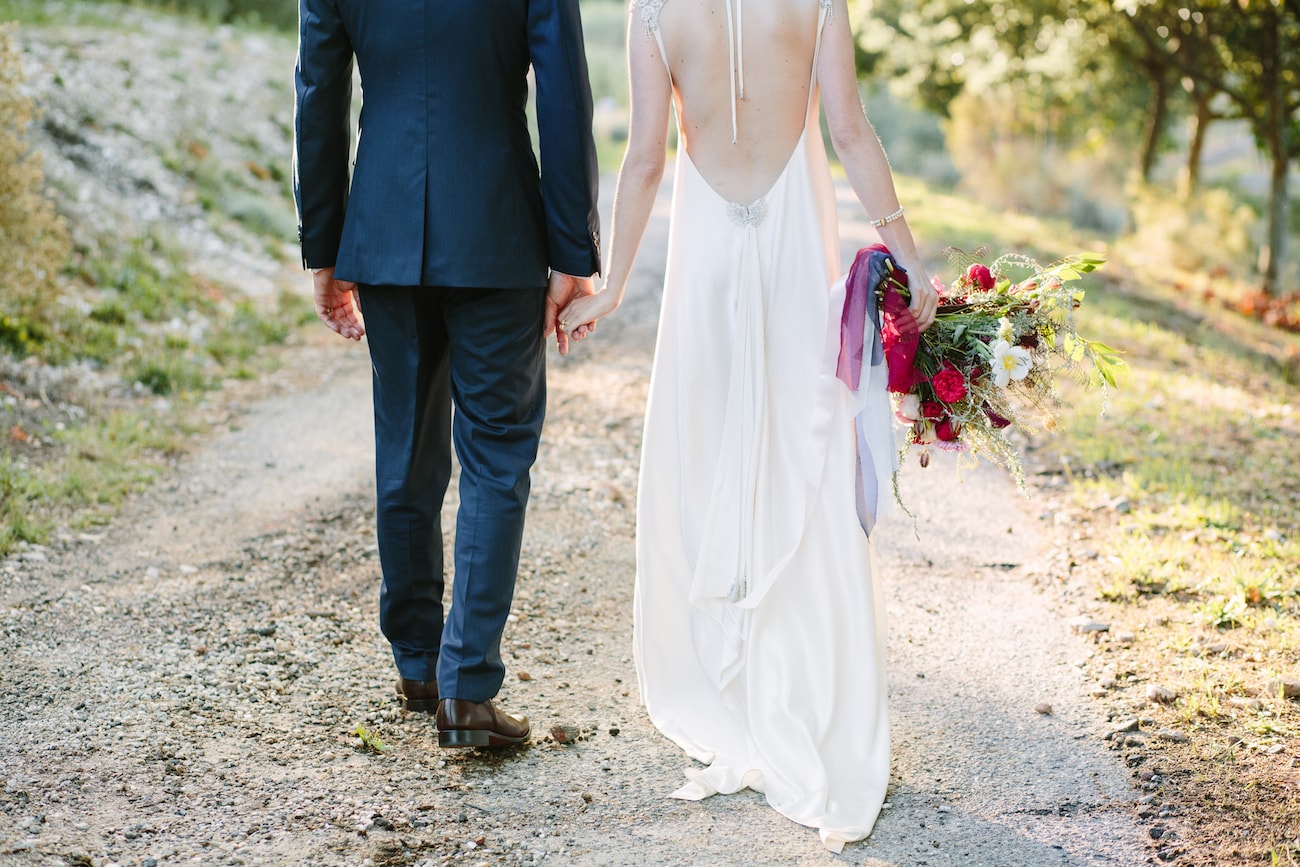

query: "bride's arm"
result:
(819, 0), (938, 331)
(561, 6), (673, 339)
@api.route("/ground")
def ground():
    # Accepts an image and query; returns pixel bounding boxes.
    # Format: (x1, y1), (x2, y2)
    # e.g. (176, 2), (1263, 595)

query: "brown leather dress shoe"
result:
(436, 699), (530, 748)
(395, 677), (439, 714)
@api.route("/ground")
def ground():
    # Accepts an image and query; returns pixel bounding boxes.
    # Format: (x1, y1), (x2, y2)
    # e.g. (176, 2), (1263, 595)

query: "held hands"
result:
(557, 283), (622, 347)
(543, 270), (596, 356)
(314, 267), (364, 341)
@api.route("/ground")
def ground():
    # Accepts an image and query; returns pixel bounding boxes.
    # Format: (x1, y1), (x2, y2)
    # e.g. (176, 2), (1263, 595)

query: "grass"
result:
(0, 232), (302, 558)
(904, 194), (1300, 861)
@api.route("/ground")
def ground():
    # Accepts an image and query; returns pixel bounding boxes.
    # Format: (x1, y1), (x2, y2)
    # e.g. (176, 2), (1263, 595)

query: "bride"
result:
(560, 0), (938, 851)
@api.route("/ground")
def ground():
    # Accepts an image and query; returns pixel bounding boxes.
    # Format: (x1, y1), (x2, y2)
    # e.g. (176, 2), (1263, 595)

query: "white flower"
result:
(894, 393), (922, 423)
(996, 316), (1015, 343)
(990, 339), (1033, 388)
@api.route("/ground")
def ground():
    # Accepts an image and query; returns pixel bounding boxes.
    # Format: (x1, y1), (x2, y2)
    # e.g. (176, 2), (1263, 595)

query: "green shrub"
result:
(0, 22), (71, 357)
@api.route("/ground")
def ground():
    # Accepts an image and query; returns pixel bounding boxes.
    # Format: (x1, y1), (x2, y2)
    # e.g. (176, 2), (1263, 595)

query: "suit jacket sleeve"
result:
(294, 0), (354, 270)
(528, 0), (603, 277)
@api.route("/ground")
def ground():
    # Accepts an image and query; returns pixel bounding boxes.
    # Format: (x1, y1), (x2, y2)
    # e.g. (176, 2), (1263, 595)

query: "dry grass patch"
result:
(1040, 269), (1300, 864)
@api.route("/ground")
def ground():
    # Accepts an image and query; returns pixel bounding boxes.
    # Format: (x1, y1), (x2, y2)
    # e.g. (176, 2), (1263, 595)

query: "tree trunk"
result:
(1182, 91), (1213, 197)
(1139, 68), (1169, 182)
(1257, 4), (1287, 297)
(1262, 148), (1288, 296)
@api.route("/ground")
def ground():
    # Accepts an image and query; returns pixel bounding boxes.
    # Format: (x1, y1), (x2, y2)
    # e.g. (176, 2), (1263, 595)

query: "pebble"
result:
(1069, 616), (1110, 634)
(1145, 685), (1177, 704)
(1272, 681), (1300, 699)
(1156, 729), (1189, 744)
(1112, 718), (1141, 734)
(1228, 696), (1263, 711)
(1034, 703), (1053, 716)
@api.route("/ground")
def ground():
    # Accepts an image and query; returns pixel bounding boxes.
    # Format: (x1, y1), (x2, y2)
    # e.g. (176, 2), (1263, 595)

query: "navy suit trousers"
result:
(359, 285), (546, 702)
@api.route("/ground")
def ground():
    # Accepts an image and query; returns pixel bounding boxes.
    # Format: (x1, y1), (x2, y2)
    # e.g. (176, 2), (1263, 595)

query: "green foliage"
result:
(943, 91), (1131, 234)
(354, 725), (388, 754)
(82, 0), (297, 30)
(1119, 182), (1258, 278)
(0, 22), (72, 357)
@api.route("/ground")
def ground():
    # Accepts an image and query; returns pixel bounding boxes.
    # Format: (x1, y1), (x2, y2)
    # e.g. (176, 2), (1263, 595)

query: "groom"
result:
(294, 0), (601, 747)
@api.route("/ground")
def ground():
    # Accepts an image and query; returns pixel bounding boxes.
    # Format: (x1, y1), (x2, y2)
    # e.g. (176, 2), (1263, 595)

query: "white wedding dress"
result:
(632, 0), (893, 852)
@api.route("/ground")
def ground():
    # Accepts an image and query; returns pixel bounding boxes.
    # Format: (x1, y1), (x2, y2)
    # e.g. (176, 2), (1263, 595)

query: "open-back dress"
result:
(631, 0), (893, 852)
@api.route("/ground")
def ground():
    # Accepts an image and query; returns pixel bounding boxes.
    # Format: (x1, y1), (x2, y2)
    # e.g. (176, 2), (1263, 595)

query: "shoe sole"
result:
(438, 729), (529, 749)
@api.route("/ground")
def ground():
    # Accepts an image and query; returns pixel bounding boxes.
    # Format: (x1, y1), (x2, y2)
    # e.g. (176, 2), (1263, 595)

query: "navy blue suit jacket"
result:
(294, 0), (602, 288)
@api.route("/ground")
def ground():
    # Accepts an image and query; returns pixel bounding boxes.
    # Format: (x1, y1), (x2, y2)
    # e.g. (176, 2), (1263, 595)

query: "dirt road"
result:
(0, 177), (1151, 866)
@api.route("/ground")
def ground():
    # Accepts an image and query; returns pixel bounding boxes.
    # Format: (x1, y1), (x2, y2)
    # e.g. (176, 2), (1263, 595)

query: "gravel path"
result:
(0, 175), (1150, 866)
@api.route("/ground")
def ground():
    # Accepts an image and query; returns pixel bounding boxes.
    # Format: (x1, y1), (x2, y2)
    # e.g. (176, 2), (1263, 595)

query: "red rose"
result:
(935, 419), (961, 441)
(1018, 332), (1040, 349)
(922, 401), (945, 419)
(931, 365), (968, 403)
(967, 263), (995, 291)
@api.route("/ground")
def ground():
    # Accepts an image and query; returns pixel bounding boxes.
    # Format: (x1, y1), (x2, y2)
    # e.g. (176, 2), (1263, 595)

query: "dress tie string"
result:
(724, 0), (744, 144)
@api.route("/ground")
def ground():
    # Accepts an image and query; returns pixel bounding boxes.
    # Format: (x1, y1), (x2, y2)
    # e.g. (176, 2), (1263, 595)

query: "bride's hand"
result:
(904, 263), (938, 332)
(558, 285), (623, 343)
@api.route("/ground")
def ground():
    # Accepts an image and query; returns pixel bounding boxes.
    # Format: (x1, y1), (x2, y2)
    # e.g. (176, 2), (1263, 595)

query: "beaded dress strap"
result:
(638, 0), (672, 76)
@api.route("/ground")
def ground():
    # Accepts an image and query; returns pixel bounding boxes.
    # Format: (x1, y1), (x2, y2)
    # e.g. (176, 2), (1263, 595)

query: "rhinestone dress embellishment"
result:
(639, 0), (666, 35)
(727, 198), (769, 228)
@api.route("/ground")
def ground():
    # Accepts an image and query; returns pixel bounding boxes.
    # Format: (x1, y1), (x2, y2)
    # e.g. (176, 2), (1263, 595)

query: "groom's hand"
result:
(313, 267), (365, 341)
(544, 270), (595, 356)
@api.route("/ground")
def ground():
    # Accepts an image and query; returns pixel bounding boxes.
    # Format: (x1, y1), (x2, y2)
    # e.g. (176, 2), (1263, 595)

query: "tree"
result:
(1119, 0), (1300, 294)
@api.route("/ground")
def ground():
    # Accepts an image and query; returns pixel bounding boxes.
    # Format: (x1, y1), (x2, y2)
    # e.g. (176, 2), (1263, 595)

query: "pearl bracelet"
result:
(869, 206), (905, 228)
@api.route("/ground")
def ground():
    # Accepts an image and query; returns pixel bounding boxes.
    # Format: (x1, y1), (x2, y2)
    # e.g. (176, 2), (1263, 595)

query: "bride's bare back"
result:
(554, 0), (939, 340)
(652, 0), (826, 204)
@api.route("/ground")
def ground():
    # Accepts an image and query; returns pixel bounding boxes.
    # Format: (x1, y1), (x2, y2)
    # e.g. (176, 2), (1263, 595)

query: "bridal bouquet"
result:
(849, 245), (1123, 498)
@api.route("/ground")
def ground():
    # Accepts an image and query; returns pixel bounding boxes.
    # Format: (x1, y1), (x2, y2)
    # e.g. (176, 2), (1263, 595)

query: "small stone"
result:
(517, 672), (532, 682)
(1271, 681), (1300, 699)
(1149, 826), (1166, 840)
(581, 793), (593, 803)
(549, 725), (575, 745)
(1069, 616), (1110, 634)
(608, 727), (620, 736)
(1125, 734), (1147, 747)
(1034, 703), (1054, 716)
(1114, 631), (1136, 645)
(1146, 685), (1177, 704)
(1156, 729), (1188, 744)
(1228, 696), (1262, 711)
(1113, 718), (1141, 734)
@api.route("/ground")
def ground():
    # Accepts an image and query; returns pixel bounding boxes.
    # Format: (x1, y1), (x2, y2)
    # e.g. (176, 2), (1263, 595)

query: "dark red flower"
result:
(967, 263), (995, 291)
(1018, 332), (1039, 349)
(931, 365), (968, 403)
(983, 403), (1012, 429)
(935, 419), (961, 442)
(922, 401), (945, 419)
